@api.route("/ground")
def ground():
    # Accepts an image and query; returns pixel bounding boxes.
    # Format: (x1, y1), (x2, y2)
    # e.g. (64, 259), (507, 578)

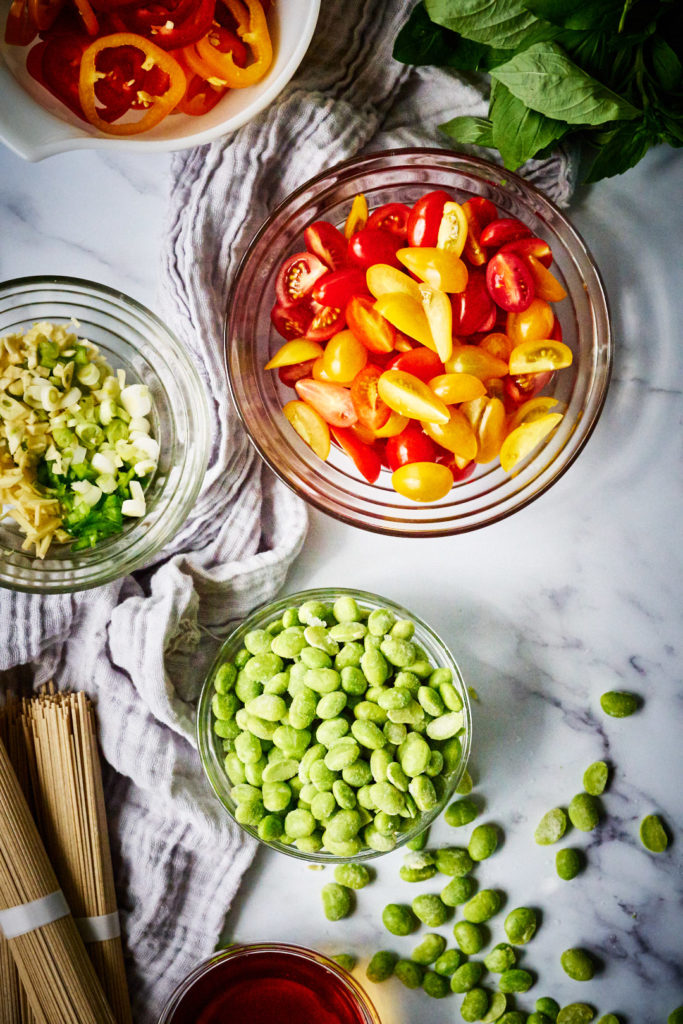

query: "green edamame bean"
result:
(284, 808), (315, 838)
(311, 790), (336, 820)
(441, 875), (476, 906)
(528, 1015), (553, 1024)
(360, 648), (390, 686)
(329, 622), (367, 645)
(214, 719), (240, 740)
(305, 666), (341, 693)
(386, 761), (409, 791)
(340, 665), (368, 695)
(326, 809), (363, 843)
(244, 629), (272, 654)
(412, 893), (449, 927)
(453, 920), (485, 955)
(364, 825), (396, 852)
(264, 672), (290, 695)
(364, 634), (382, 651)
(463, 888), (502, 923)
(409, 775), (437, 811)
(374, 811), (400, 835)
(484, 943), (516, 973)
(583, 761), (609, 796)
(435, 846), (473, 877)
(468, 823), (500, 861)
(504, 907), (537, 945)
(299, 783), (317, 803)
(235, 674), (261, 705)
(536, 998), (560, 1020)
(262, 781), (292, 812)
(387, 700), (425, 728)
(377, 686), (412, 711)
(324, 738), (360, 772)
(351, 719), (387, 750)
(354, 700), (386, 724)
(461, 988), (490, 1022)
(392, 618), (415, 640)
(332, 778), (357, 810)
(366, 950), (397, 982)
(568, 792), (600, 832)
(246, 693), (287, 721)
(422, 970), (450, 998)
(310, 758), (338, 790)
(257, 814), (283, 842)
(442, 736), (463, 772)
(382, 903), (417, 936)
(380, 637), (417, 668)
(410, 658), (434, 678)
(596, 1016), (621, 1024)
(304, 625), (340, 655)
(425, 749), (444, 777)
(482, 992), (508, 1022)
(298, 599), (330, 625)
(317, 691), (348, 720)
(383, 720), (407, 745)
(394, 958), (423, 989)
(334, 862), (371, 889)
(499, 968), (534, 992)
(560, 948), (596, 981)
(426, 711), (463, 740)
(411, 933), (447, 966)
(534, 807), (568, 845)
(212, 692), (239, 720)
(273, 725), (311, 759)
(224, 753), (246, 785)
(500, 1015), (528, 1024)
(333, 595), (361, 622)
(668, 1011), (683, 1024)
(445, 796), (478, 828)
(556, 848), (583, 880)
(335, 642), (364, 671)
(556, 1004), (596, 1024)
(231, 783), (261, 805)
(321, 882), (353, 921)
(214, 662), (237, 693)
(331, 953), (356, 972)
(400, 851), (437, 883)
(342, 759), (372, 787)
(370, 781), (405, 815)
(600, 690), (641, 717)
(640, 813), (669, 852)
(261, 757), (299, 782)
(398, 732), (431, 776)
(394, 670), (421, 695)
(235, 800), (265, 827)
(450, 960), (484, 993)
(234, 731), (262, 764)
(235, 648), (251, 669)
(433, 948), (463, 976)
(367, 608), (395, 636)
(316, 717), (349, 747)
(406, 825), (430, 851)
(324, 834), (362, 858)
(244, 652), (284, 682)
(417, 685), (445, 717)
(270, 627), (308, 659)
(439, 682), (463, 713)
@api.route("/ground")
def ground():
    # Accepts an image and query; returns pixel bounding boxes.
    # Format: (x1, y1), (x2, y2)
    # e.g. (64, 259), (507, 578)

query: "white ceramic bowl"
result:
(0, 0), (319, 160)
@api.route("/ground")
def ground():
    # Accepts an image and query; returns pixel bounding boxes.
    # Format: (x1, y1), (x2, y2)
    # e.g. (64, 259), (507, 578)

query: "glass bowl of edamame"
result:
(197, 587), (472, 863)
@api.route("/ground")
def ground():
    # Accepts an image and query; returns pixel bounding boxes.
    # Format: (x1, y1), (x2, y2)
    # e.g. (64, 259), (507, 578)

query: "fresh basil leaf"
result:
(649, 36), (683, 90)
(584, 119), (653, 181)
(393, 3), (499, 70)
(425, 0), (556, 50)
(440, 116), (494, 147)
(490, 81), (567, 168)
(490, 42), (641, 124)
(525, 0), (623, 33)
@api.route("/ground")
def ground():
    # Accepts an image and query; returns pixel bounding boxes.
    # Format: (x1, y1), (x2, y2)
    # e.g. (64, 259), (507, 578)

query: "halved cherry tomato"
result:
(446, 346), (508, 380)
(374, 410), (410, 438)
(462, 197), (497, 266)
(386, 423), (437, 471)
(305, 302), (345, 343)
(503, 371), (553, 409)
(436, 202), (468, 258)
(391, 462), (453, 503)
(348, 228), (401, 270)
(486, 252), (535, 313)
(526, 256), (567, 302)
(351, 364), (390, 432)
(423, 409), (477, 461)
(479, 331), (513, 361)
(278, 359), (317, 388)
(283, 400), (330, 460)
(418, 282), (452, 363)
(378, 370), (450, 424)
(500, 413), (563, 472)
(367, 202), (411, 239)
(374, 294), (434, 350)
(330, 426), (382, 483)
(304, 221), (348, 271)
(474, 396), (506, 463)
(275, 252), (328, 308)
(295, 378), (357, 428)
(498, 236), (553, 269)
(312, 268), (368, 308)
(346, 296), (396, 354)
(344, 194), (368, 239)
(509, 339), (572, 374)
(366, 264), (421, 302)
(265, 338), (324, 369)
(320, 329), (368, 384)
(429, 373), (486, 404)
(385, 348), (444, 383)
(506, 298), (554, 347)
(451, 270), (495, 336)
(480, 217), (532, 248)
(508, 396), (561, 432)
(271, 302), (313, 340)
(396, 247), (468, 294)
(311, 356), (331, 381)
(436, 451), (476, 482)
(406, 190), (452, 248)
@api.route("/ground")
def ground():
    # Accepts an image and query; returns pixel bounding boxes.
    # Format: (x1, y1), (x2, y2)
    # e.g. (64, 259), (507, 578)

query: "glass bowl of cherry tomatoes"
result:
(225, 148), (612, 537)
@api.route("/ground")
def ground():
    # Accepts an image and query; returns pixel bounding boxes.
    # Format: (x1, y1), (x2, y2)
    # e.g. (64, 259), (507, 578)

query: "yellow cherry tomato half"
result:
(527, 255), (567, 302)
(378, 369), (450, 424)
(396, 247), (468, 293)
(500, 413), (564, 472)
(391, 462), (454, 503)
(311, 356), (332, 381)
(373, 410), (410, 438)
(474, 397), (506, 464)
(374, 294), (436, 350)
(461, 396), (488, 433)
(321, 329), (368, 384)
(478, 331), (513, 362)
(344, 193), (368, 239)
(265, 338), (324, 369)
(508, 396), (561, 432)
(418, 283), (452, 363)
(366, 264), (421, 302)
(506, 298), (554, 347)
(446, 345), (508, 380)
(436, 201), (469, 257)
(509, 339), (573, 374)
(422, 408), (477, 461)
(429, 373), (486, 404)
(283, 400), (331, 460)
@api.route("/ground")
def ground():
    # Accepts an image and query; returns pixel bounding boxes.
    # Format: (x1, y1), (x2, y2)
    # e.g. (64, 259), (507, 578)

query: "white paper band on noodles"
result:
(0, 890), (70, 939)
(74, 910), (121, 943)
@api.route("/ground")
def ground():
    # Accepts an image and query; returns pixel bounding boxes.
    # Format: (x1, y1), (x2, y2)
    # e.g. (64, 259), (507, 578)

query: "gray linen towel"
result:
(0, 1), (575, 1019)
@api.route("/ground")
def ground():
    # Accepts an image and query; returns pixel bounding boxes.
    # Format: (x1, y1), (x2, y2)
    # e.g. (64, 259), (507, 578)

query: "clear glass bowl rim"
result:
(197, 586), (472, 863)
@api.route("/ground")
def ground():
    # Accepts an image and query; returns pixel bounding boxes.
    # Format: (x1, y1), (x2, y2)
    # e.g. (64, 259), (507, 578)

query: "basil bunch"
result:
(394, 0), (682, 182)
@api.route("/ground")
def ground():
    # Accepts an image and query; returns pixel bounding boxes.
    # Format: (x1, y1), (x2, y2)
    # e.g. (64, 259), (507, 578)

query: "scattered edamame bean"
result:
(411, 933), (447, 965)
(536, 997), (560, 1020)
(528, 1015), (553, 1024)
(568, 793), (600, 832)
(441, 875), (477, 906)
(639, 813), (669, 852)
(366, 950), (397, 982)
(394, 958), (423, 989)
(560, 948), (596, 981)
(334, 862), (371, 889)
(504, 906), (538, 945)
(556, 848), (583, 881)
(412, 893), (450, 927)
(463, 888), (502, 923)
(453, 920), (486, 955)
(422, 970), (450, 998)
(321, 883), (353, 921)
(499, 1014), (527, 1024)
(482, 992), (508, 1022)
(484, 943), (517, 973)
(450, 961), (485, 993)
(468, 823), (500, 861)
(596, 1016), (621, 1024)
(668, 1011), (683, 1024)
(382, 903), (417, 936)
(400, 851), (437, 883)
(331, 953), (356, 971)
(499, 968), (534, 993)
(461, 988), (490, 1021)
(445, 796), (479, 827)
(456, 769), (473, 795)
(434, 948), (464, 976)
(435, 846), (474, 876)
(534, 807), (568, 845)
(583, 761), (609, 796)
(556, 1004), (596, 1024)
(600, 690), (641, 717)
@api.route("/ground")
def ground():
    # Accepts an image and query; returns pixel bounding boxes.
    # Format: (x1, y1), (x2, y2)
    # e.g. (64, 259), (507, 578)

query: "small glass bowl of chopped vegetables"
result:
(226, 148), (612, 536)
(0, 276), (210, 592)
(197, 587), (471, 863)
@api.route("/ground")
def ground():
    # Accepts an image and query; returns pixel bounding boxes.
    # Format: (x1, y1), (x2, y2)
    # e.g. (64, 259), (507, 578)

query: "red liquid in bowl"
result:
(168, 949), (370, 1024)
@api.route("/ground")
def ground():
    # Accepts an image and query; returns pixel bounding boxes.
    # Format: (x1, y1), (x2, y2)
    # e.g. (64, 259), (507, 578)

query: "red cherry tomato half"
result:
(550, 316), (563, 342)
(385, 347), (445, 383)
(278, 359), (317, 388)
(347, 228), (402, 270)
(312, 268), (369, 308)
(498, 236), (553, 269)
(346, 296), (396, 354)
(406, 190), (453, 248)
(304, 221), (348, 271)
(486, 252), (535, 313)
(271, 302), (313, 340)
(503, 371), (554, 409)
(462, 197), (498, 266)
(480, 217), (533, 248)
(351, 364), (391, 432)
(275, 252), (328, 308)
(451, 270), (495, 336)
(295, 378), (357, 428)
(386, 423), (437, 472)
(367, 202), (411, 239)
(304, 302), (345, 342)
(435, 451), (476, 482)
(330, 425), (382, 483)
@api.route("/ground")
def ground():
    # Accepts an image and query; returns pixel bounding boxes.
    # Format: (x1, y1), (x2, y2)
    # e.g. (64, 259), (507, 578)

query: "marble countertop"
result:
(0, 142), (681, 1021)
